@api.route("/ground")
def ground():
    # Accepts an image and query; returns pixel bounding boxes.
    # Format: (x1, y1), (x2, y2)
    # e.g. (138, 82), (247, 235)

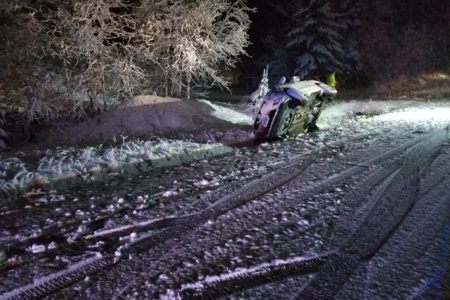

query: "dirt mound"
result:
(38, 96), (237, 147)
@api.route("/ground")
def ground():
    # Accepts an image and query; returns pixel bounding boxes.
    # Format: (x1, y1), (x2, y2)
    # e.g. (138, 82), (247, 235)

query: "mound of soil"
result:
(37, 96), (241, 147)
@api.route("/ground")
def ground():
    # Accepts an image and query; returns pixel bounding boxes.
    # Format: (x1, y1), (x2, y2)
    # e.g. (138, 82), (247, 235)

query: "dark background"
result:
(236, 0), (450, 91)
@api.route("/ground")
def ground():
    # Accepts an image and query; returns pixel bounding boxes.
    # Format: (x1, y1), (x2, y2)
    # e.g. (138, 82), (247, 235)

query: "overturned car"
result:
(253, 77), (337, 142)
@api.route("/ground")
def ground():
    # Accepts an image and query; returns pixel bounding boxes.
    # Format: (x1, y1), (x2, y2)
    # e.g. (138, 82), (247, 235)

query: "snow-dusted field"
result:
(2, 99), (449, 203)
(0, 99), (449, 299)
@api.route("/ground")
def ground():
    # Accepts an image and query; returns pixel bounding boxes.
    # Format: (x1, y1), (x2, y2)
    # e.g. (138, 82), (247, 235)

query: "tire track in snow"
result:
(295, 129), (448, 300)
(80, 132), (382, 243)
(176, 252), (339, 300)
(137, 136), (426, 299)
(0, 134), (376, 300)
(0, 133), (427, 300)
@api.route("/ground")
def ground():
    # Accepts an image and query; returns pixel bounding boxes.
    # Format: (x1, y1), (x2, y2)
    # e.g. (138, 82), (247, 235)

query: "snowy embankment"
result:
(198, 99), (254, 125)
(2, 99), (449, 203)
(0, 139), (234, 202)
(0, 139), (233, 202)
(0, 99), (255, 203)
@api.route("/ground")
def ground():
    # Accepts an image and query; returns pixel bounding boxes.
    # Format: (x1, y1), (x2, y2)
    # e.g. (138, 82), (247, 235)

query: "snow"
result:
(318, 100), (450, 130)
(2, 99), (449, 204)
(27, 244), (46, 254)
(2, 97), (449, 298)
(48, 242), (58, 250)
(199, 99), (254, 125)
(162, 191), (178, 198)
(0, 138), (233, 202)
(193, 179), (210, 188)
(372, 106), (450, 123)
(176, 252), (335, 294)
(129, 232), (138, 241)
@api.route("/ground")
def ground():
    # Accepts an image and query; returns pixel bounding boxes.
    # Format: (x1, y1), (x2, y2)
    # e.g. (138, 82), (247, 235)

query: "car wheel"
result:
(270, 101), (296, 139)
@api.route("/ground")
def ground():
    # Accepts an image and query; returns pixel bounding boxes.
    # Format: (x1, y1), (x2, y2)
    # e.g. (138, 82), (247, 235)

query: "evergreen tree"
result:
(339, 0), (362, 72)
(357, 0), (395, 81)
(286, 0), (348, 79)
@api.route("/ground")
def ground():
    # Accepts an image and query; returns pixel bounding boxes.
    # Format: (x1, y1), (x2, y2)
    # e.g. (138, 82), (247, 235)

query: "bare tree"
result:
(178, 0), (254, 99)
(0, 0), (253, 138)
(131, 0), (254, 99)
(1, 0), (144, 129)
(48, 0), (145, 113)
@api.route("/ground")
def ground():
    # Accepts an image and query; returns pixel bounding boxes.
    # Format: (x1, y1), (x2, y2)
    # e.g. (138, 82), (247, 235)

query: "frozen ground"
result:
(4, 99), (448, 204)
(0, 99), (449, 299)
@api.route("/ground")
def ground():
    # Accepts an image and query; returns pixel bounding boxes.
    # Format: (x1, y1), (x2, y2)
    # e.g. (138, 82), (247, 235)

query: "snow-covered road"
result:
(0, 100), (449, 299)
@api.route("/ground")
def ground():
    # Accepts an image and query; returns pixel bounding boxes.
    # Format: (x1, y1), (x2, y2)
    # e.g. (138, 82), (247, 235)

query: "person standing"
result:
(327, 72), (337, 88)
